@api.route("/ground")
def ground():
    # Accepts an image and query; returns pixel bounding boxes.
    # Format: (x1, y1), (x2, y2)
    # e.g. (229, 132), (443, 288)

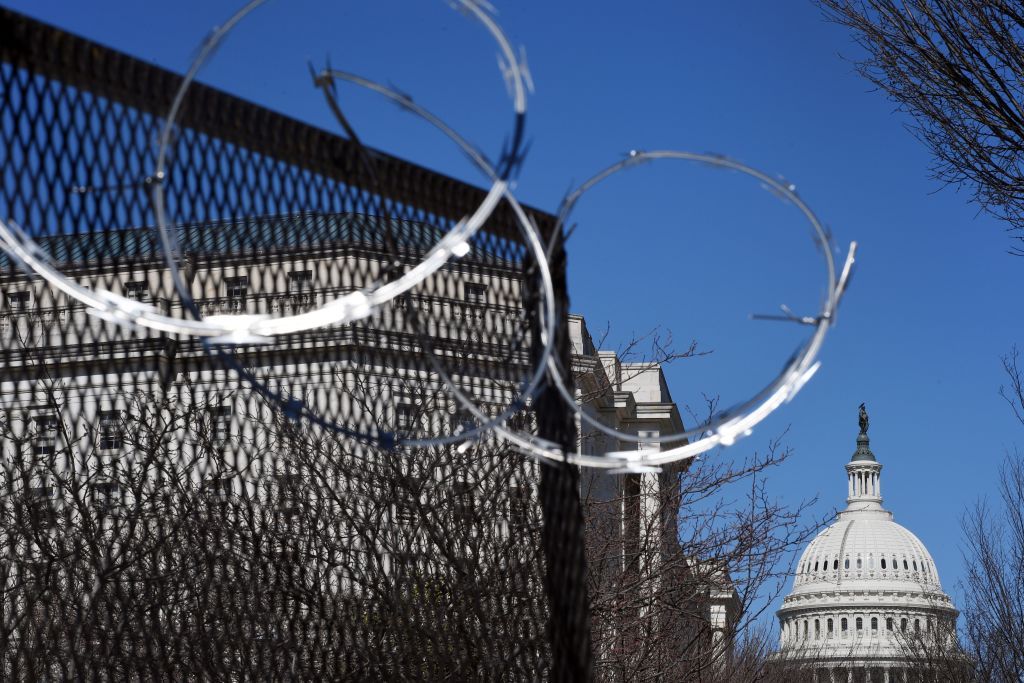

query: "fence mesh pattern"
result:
(0, 9), (590, 680)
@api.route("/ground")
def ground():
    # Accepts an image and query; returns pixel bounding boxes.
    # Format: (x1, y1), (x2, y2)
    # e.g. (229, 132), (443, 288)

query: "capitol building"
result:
(775, 406), (959, 681)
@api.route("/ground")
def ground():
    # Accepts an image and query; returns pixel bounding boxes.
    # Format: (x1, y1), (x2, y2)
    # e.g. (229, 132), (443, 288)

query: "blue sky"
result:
(5, 0), (1021, 631)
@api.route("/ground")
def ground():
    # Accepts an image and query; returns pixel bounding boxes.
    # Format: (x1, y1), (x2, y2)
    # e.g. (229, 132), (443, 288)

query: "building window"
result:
(814, 620), (820, 639)
(98, 411), (123, 451)
(901, 618), (908, 632)
(856, 617), (863, 631)
(856, 557), (862, 569)
(273, 473), (303, 515)
(123, 280), (148, 302)
(393, 499), (418, 526)
(841, 618), (848, 632)
(4, 291), (30, 312)
(28, 484), (57, 527)
(452, 481), (475, 523)
(903, 558), (909, 569)
(886, 617), (894, 631)
(91, 482), (121, 515)
(395, 403), (419, 437)
(288, 270), (314, 307)
(288, 269), (313, 292)
(871, 617), (878, 631)
(209, 405), (233, 447)
(881, 558), (886, 569)
(32, 414), (59, 457)
(827, 618), (833, 634)
(464, 282), (487, 304)
(203, 477), (233, 500)
(509, 486), (530, 527)
(393, 475), (423, 526)
(833, 559), (838, 570)
(912, 560), (918, 571)
(914, 619), (920, 632)
(224, 275), (249, 301)
(844, 558), (850, 569)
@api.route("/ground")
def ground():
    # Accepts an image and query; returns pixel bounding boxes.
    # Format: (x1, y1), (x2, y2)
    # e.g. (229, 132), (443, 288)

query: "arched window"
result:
(856, 557), (862, 569)
(814, 560), (819, 571)
(914, 619), (920, 632)
(881, 558), (886, 569)
(903, 559), (909, 570)
(886, 617), (893, 631)
(841, 618), (848, 632)
(912, 560), (918, 571)
(856, 617), (863, 631)
(827, 618), (834, 634)
(833, 559), (838, 570)
(844, 558), (850, 569)
(815, 620), (820, 639)
(871, 617), (878, 630)
(893, 556), (898, 570)
(900, 618), (907, 632)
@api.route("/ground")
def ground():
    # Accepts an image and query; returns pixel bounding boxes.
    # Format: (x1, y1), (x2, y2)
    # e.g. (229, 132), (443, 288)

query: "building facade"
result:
(775, 407), (958, 681)
(571, 315), (740, 679)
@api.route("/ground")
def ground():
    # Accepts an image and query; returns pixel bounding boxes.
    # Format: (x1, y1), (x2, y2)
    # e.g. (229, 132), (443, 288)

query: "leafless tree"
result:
(0, 353), (550, 680)
(818, 0), (1024, 254)
(891, 615), (974, 682)
(956, 450), (1024, 681)
(578, 321), (709, 405)
(581, 430), (822, 682)
(1000, 345), (1024, 427)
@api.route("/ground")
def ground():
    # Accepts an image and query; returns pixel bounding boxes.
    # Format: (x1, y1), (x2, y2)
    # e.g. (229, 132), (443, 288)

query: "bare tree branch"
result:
(818, 0), (1024, 254)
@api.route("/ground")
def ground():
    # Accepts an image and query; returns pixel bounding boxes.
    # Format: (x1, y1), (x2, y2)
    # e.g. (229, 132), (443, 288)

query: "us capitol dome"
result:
(774, 405), (958, 680)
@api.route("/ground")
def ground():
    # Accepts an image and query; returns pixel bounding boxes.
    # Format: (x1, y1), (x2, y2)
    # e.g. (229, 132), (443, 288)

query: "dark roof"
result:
(851, 433), (877, 462)
(1, 211), (504, 269)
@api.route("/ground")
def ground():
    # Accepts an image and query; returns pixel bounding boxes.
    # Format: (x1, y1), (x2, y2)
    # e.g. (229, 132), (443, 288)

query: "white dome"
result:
(791, 515), (941, 594)
(774, 410), (958, 675)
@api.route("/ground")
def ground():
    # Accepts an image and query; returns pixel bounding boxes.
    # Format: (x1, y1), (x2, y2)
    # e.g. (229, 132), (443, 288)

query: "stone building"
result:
(775, 407), (958, 681)
(0, 210), (740, 677)
(571, 314), (740, 677)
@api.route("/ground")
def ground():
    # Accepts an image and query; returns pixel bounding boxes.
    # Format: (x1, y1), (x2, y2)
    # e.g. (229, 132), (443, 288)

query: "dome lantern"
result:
(844, 403), (885, 514)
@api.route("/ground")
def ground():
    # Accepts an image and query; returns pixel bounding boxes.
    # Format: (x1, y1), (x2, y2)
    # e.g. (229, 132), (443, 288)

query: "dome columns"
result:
(846, 460), (883, 508)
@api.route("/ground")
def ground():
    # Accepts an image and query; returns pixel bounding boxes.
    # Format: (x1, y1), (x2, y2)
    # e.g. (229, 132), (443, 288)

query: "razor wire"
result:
(0, 0), (857, 468)
(508, 151), (857, 471)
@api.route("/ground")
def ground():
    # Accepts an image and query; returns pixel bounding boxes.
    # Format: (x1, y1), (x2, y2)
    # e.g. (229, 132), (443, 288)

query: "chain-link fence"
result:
(0, 9), (590, 679)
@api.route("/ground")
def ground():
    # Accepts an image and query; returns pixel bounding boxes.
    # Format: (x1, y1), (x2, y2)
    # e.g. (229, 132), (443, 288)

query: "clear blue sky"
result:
(6, 0), (1021, 632)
